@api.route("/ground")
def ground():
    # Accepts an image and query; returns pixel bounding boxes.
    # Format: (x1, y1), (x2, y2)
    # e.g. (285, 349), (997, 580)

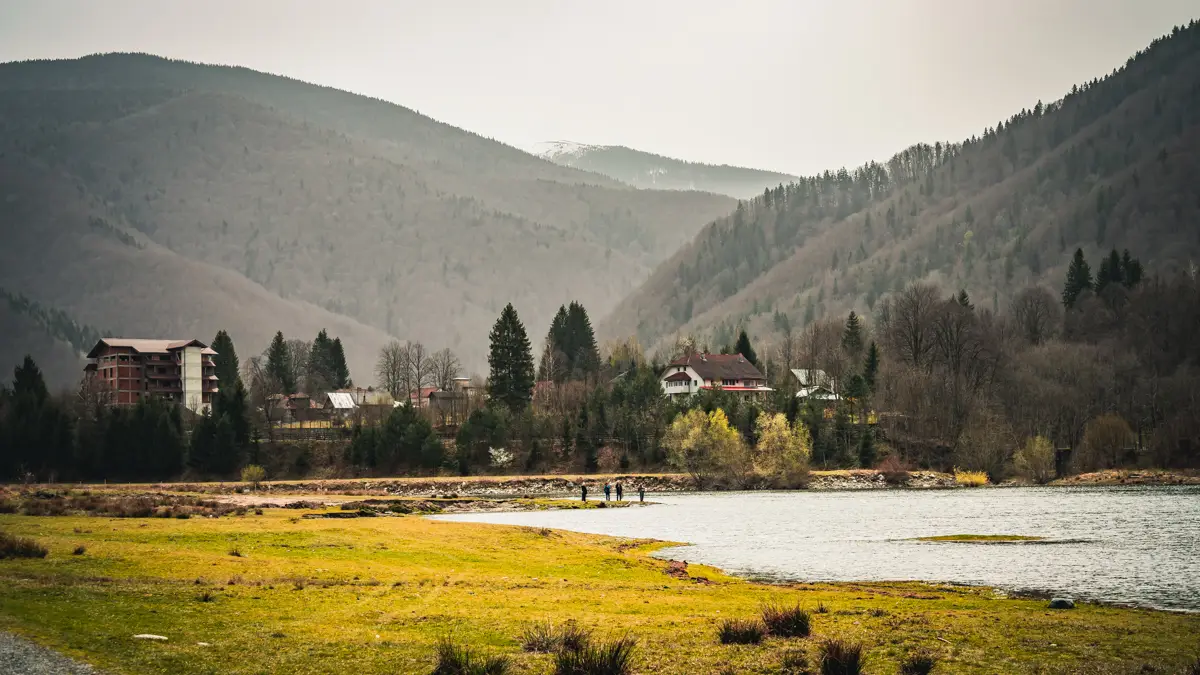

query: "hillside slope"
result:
(602, 21), (1200, 353)
(534, 141), (798, 198)
(0, 55), (734, 378)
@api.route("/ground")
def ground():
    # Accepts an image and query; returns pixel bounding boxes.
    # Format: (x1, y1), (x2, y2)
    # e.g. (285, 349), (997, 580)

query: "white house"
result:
(790, 368), (840, 403)
(660, 353), (773, 401)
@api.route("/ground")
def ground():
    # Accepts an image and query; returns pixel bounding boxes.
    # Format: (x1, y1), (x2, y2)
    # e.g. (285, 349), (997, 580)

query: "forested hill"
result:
(0, 54), (734, 382)
(534, 141), (799, 198)
(601, 21), (1200, 354)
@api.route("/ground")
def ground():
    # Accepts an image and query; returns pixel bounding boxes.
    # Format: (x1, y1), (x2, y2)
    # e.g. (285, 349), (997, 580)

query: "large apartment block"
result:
(84, 338), (218, 412)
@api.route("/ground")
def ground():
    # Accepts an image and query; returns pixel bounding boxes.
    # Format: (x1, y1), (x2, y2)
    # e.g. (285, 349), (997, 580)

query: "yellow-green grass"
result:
(916, 535), (1045, 542)
(0, 510), (1196, 674)
(953, 470), (990, 487)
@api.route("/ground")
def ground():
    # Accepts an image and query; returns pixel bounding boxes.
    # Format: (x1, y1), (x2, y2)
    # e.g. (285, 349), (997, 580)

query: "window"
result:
(722, 379), (737, 386)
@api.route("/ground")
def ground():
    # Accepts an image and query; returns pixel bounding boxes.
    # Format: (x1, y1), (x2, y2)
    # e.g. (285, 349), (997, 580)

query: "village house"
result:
(84, 338), (217, 413)
(791, 368), (840, 404)
(659, 353), (773, 401)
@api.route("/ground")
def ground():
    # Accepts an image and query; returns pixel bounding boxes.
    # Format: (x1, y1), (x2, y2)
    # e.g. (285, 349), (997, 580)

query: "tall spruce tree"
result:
(210, 330), (240, 392)
(487, 303), (534, 411)
(329, 338), (350, 388)
(841, 312), (863, 356)
(956, 289), (974, 310)
(1062, 248), (1093, 309)
(265, 331), (295, 394)
(1095, 249), (1123, 293)
(308, 329), (334, 392)
(1120, 249), (1144, 289)
(538, 306), (570, 381)
(734, 330), (758, 367)
(863, 342), (880, 394)
(565, 301), (600, 378)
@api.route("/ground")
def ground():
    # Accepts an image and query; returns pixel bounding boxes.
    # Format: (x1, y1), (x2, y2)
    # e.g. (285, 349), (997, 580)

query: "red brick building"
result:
(84, 338), (218, 412)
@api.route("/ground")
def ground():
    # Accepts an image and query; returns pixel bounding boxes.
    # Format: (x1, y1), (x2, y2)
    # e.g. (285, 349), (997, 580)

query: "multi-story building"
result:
(84, 338), (218, 413)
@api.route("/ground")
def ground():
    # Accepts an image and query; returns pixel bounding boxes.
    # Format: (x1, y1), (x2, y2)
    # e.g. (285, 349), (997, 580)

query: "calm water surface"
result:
(435, 486), (1200, 611)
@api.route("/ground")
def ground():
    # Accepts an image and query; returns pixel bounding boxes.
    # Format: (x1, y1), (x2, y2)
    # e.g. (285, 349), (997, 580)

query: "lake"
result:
(435, 486), (1200, 611)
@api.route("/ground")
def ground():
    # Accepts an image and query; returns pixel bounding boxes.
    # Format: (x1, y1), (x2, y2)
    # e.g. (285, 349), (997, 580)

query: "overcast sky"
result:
(1, 0), (1195, 175)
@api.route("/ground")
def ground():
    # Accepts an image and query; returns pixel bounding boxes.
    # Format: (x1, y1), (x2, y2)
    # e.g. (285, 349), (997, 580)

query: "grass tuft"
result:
(761, 603), (812, 638)
(779, 648), (811, 674)
(953, 469), (989, 487)
(72, 545), (86, 556)
(196, 590), (216, 602)
(900, 650), (937, 675)
(814, 602), (829, 614)
(229, 547), (244, 557)
(432, 638), (511, 675)
(717, 618), (766, 645)
(0, 531), (48, 559)
(553, 636), (636, 675)
(817, 638), (864, 675)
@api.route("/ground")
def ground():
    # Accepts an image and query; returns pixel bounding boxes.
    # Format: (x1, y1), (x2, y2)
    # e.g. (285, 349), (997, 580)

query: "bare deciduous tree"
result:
(880, 282), (939, 369)
(1011, 286), (1061, 345)
(430, 347), (462, 391)
(375, 340), (408, 399)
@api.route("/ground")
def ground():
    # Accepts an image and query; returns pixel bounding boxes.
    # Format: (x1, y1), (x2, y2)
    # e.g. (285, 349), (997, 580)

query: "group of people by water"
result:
(580, 481), (644, 503)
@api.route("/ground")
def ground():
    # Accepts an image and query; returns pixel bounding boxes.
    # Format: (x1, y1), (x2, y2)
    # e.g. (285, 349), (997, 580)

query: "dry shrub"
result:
(953, 469), (988, 487)
(817, 638), (864, 675)
(0, 531), (49, 559)
(1077, 414), (1134, 472)
(876, 455), (911, 486)
(1014, 436), (1056, 484)
(553, 636), (636, 675)
(432, 638), (511, 675)
(900, 650), (937, 675)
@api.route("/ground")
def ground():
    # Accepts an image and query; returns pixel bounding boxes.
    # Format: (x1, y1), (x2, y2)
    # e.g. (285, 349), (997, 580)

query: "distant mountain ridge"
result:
(601, 21), (1200, 354)
(0, 53), (735, 383)
(532, 140), (799, 198)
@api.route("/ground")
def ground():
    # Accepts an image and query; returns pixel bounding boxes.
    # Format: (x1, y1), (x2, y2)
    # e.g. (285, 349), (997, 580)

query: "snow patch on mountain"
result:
(530, 140), (605, 162)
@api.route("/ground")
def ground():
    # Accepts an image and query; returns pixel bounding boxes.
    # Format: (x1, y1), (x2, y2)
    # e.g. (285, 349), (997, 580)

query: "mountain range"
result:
(0, 54), (734, 387)
(601, 21), (1200, 355)
(532, 141), (798, 198)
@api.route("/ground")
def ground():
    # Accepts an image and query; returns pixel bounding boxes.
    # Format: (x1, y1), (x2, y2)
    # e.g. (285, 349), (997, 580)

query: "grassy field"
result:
(0, 505), (1198, 674)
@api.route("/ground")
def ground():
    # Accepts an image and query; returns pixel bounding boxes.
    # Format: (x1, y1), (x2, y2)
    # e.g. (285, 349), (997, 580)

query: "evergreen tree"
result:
(266, 331), (295, 394)
(487, 303), (534, 412)
(733, 329), (758, 367)
(13, 355), (48, 405)
(210, 330), (240, 391)
(538, 306), (569, 381)
(863, 342), (881, 394)
(857, 429), (878, 468)
(213, 379), (251, 452)
(329, 338), (350, 388)
(565, 301), (600, 378)
(1120, 249), (1144, 289)
(841, 312), (863, 356)
(308, 329), (334, 391)
(1062, 248), (1093, 309)
(956, 289), (973, 310)
(1095, 249), (1123, 293)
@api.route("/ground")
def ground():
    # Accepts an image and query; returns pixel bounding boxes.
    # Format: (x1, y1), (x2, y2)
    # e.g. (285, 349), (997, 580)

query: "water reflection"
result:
(434, 486), (1200, 611)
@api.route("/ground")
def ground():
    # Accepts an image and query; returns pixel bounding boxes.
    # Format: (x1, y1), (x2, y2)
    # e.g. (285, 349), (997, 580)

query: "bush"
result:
(717, 618), (766, 645)
(876, 455), (911, 486)
(761, 603), (811, 638)
(900, 650), (937, 675)
(1014, 436), (1056, 484)
(1077, 414), (1134, 472)
(553, 637), (636, 675)
(241, 464), (267, 489)
(953, 469), (988, 487)
(817, 638), (863, 675)
(0, 532), (49, 559)
(432, 638), (511, 675)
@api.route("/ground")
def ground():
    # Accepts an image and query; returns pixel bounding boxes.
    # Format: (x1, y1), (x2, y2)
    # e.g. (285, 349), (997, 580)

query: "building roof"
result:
(791, 369), (833, 387)
(325, 392), (356, 409)
(87, 338), (216, 358)
(796, 385), (840, 401)
(663, 371), (693, 383)
(666, 353), (765, 382)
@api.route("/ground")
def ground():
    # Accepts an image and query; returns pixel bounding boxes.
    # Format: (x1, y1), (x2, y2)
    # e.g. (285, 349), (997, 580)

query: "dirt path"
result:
(0, 632), (102, 674)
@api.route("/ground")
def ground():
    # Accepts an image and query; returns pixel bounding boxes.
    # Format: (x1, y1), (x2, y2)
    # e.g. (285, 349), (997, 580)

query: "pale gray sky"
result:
(1, 0), (1195, 175)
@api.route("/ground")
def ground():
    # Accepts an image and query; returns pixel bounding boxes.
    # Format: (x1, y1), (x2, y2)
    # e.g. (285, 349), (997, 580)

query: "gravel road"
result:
(0, 632), (101, 674)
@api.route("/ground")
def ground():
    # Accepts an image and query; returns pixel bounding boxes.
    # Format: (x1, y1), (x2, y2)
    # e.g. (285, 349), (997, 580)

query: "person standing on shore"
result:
(638, 486), (645, 502)
(603, 482), (611, 501)
(615, 482), (624, 501)
(581, 484), (587, 502)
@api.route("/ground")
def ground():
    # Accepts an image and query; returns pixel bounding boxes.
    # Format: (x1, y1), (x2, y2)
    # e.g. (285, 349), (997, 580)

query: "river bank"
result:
(1, 506), (1197, 673)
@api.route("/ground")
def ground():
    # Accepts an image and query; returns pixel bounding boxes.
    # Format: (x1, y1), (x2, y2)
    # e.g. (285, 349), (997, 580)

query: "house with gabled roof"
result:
(659, 353), (773, 401)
